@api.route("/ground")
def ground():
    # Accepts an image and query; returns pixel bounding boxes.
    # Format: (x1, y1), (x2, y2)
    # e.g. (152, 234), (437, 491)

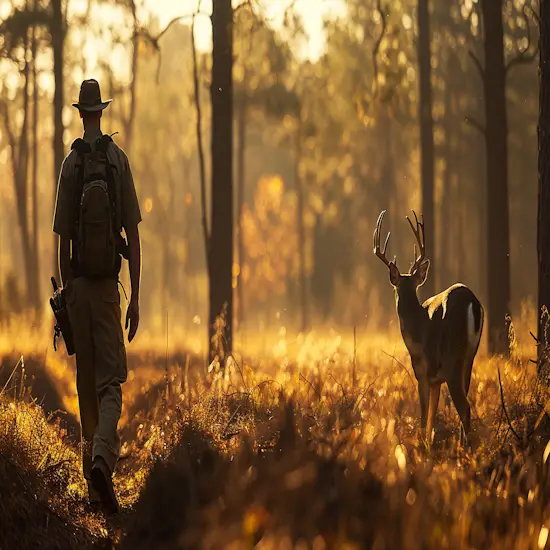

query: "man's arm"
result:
(125, 224), (141, 343)
(53, 155), (74, 287)
(127, 223), (141, 301)
(119, 149), (142, 343)
(58, 236), (73, 287)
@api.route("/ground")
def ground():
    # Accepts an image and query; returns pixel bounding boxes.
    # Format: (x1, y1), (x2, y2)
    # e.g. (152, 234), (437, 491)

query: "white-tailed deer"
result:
(373, 210), (484, 447)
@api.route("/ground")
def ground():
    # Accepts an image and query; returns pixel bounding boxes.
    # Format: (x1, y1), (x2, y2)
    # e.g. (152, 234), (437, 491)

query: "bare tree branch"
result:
(353, 0), (388, 122)
(506, 46), (537, 74)
(137, 11), (211, 48)
(381, 350), (416, 388)
(506, 3), (539, 76)
(497, 365), (521, 441)
(191, 0), (210, 268)
(135, 9), (210, 83)
(464, 115), (486, 136)
(468, 49), (484, 80)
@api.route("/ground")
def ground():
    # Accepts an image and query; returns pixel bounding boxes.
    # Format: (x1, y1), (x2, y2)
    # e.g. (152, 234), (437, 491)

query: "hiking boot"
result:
(84, 479), (102, 514)
(91, 456), (119, 515)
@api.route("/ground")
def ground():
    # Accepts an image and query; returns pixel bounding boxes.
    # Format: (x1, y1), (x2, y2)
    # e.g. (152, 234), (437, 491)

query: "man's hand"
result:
(125, 298), (139, 343)
(125, 223), (141, 344)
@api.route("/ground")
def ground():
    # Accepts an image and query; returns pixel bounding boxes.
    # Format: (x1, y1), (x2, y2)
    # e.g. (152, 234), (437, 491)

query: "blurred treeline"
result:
(0, 0), (539, 340)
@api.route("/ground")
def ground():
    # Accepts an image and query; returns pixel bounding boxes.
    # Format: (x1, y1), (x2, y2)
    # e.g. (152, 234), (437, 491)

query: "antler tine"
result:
(417, 211), (425, 244)
(406, 209), (426, 273)
(373, 210), (392, 269)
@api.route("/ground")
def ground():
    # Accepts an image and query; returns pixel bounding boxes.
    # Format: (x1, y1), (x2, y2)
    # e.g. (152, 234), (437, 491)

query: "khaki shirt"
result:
(53, 129), (142, 238)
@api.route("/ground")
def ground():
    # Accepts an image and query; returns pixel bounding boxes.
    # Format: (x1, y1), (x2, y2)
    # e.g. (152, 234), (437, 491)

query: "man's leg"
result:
(66, 278), (99, 493)
(90, 279), (127, 512)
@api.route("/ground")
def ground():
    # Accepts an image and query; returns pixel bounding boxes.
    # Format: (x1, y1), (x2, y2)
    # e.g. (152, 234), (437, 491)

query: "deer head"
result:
(373, 210), (430, 299)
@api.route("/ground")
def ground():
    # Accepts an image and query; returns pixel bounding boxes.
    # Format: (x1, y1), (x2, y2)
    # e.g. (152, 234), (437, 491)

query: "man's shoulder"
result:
(61, 149), (78, 176)
(111, 141), (129, 160)
(108, 138), (131, 169)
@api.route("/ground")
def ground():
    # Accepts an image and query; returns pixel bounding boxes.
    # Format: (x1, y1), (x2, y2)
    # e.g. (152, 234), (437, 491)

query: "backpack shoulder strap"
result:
(71, 139), (92, 239)
(95, 134), (121, 231)
(96, 134), (113, 154)
(71, 138), (91, 156)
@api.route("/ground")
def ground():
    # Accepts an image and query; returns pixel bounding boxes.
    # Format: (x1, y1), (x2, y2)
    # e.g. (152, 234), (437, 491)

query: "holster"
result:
(50, 277), (76, 356)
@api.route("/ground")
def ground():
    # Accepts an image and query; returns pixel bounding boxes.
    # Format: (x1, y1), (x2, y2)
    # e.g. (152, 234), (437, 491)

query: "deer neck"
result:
(396, 290), (428, 346)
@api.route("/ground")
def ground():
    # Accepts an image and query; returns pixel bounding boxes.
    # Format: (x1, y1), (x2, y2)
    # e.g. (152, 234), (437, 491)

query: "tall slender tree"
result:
(1, 27), (35, 311)
(209, 0), (234, 360)
(31, 0), (40, 313)
(127, 0), (139, 154)
(478, 0), (534, 355)
(538, 0), (550, 359)
(235, 88), (247, 330)
(294, 114), (308, 332)
(481, 0), (510, 355)
(51, 0), (65, 282)
(417, 0), (435, 298)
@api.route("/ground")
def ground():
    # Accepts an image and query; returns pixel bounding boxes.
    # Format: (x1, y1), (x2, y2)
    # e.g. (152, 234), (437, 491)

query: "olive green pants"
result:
(66, 277), (127, 481)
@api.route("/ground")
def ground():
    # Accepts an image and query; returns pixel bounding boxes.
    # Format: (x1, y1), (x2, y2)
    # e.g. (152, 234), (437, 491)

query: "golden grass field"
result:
(1, 305), (550, 549)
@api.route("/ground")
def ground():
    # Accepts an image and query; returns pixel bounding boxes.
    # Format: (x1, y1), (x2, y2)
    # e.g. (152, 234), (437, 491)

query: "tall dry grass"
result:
(0, 304), (549, 548)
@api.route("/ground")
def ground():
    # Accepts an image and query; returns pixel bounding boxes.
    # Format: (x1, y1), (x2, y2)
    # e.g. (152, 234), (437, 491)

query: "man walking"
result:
(53, 79), (142, 514)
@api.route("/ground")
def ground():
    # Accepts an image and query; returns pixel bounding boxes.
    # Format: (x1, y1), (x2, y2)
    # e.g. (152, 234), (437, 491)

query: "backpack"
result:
(71, 135), (121, 278)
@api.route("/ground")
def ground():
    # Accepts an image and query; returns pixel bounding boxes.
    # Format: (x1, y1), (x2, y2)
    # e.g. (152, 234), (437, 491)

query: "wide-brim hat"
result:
(72, 79), (112, 112)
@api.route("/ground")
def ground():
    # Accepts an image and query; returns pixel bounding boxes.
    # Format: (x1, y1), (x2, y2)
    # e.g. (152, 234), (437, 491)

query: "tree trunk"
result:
(162, 175), (176, 319)
(481, 0), (510, 355)
(417, 0), (435, 298)
(441, 83), (453, 289)
(161, 223), (170, 322)
(235, 96), (246, 331)
(454, 172), (462, 281)
(126, 5), (139, 153)
(209, 0), (234, 361)
(31, 6), (40, 314)
(181, 157), (192, 314)
(20, 37), (33, 310)
(441, 53), (464, 290)
(476, 130), (486, 304)
(538, 0), (550, 361)
(378, 108), (394, 253)
(51, 0), (64, 283)
(295, 121), (308, 333)
(5, 27), (34, 311)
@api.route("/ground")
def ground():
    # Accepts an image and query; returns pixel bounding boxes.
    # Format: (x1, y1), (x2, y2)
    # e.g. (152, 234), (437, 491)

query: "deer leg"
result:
(426, 383), (441, 449)
(464, 358), (474, 395)
(447, 377), (471, 447)
(418, 377), (429, 435)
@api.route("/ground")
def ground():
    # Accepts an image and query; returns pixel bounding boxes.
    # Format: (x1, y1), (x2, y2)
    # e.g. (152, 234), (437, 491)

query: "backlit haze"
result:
(145, 0), (346, 60)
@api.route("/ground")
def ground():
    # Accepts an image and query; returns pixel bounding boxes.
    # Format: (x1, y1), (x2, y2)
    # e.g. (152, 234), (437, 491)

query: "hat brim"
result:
(72, 99), (112, 112)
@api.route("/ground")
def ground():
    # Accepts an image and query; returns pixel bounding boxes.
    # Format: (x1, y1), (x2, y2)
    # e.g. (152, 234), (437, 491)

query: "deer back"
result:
(422, 284), (483, 383)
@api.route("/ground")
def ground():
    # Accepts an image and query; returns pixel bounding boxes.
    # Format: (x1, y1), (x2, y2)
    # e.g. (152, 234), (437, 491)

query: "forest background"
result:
(0, 0), (539, 358)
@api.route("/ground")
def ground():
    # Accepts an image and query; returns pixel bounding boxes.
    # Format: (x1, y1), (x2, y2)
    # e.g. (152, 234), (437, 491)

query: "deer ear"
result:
(389, 262), (400, 286)
(415, 259), (430, 287)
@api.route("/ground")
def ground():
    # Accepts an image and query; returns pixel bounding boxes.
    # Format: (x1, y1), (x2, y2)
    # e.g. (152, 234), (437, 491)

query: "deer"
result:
(373, 210), (484, 448)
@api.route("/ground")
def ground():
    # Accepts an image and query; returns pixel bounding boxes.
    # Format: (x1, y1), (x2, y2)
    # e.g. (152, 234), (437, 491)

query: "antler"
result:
(373, 210), (392, 269)
(406, 210), (426, 273)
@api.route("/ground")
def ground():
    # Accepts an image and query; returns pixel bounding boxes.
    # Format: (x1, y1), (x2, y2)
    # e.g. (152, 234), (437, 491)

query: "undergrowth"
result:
(2, 320), (550, 548)
(0, 374), (105, 549)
